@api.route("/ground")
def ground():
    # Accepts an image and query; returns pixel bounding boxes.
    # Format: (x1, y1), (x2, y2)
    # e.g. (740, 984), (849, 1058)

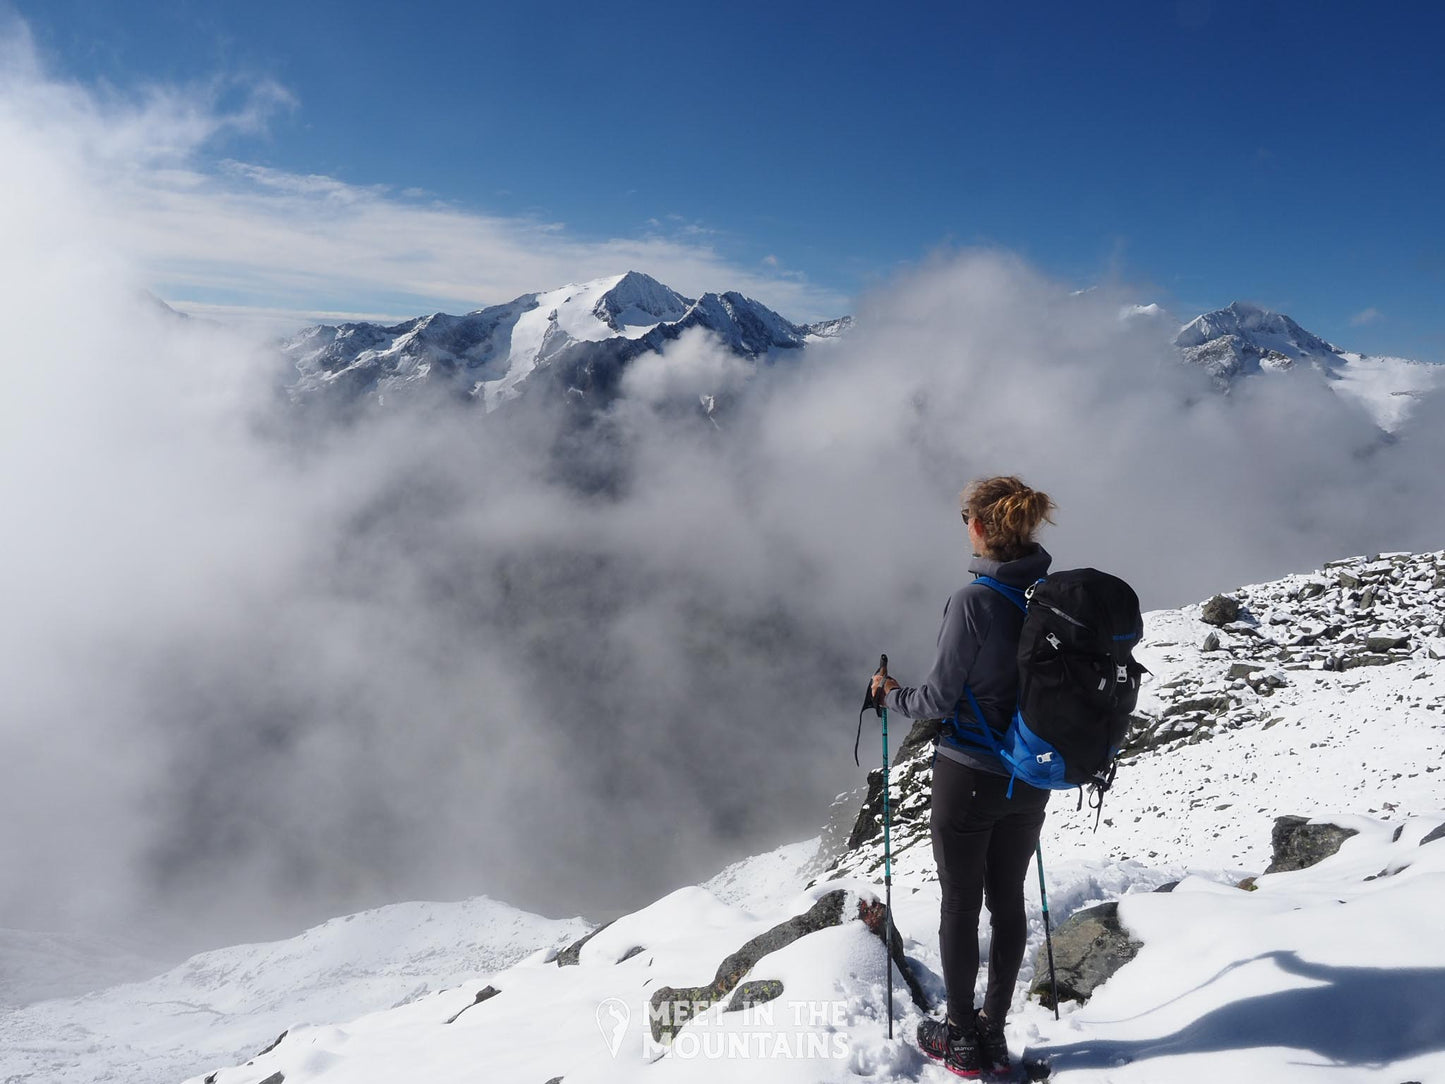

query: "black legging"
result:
(930, 753), (1049, 1025)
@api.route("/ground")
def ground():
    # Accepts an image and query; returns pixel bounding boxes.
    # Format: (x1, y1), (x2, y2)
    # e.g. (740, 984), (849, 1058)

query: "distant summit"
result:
(1174, 301), (1442, 431)
(282, 271), (844, 413)
(1175, 301), (1341, 383)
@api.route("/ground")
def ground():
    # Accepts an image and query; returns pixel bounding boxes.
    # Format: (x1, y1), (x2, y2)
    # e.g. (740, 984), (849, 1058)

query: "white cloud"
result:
(0, 27), (844, 333)
(1350, 306), (1383, 326)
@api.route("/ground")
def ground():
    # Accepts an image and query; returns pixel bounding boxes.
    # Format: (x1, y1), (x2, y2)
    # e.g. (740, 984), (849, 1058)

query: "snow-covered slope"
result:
(144, 550), (1443, 1084)
(0, 896), (587, 1084)
(1175, 301), (1443, 430)
(283, 271), (839, 412)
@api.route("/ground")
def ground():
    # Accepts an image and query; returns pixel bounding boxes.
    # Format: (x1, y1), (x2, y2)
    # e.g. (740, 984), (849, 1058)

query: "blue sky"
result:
(9, 0), (1445, 358)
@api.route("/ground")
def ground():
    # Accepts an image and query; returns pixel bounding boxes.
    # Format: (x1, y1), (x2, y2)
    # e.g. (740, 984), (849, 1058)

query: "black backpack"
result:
(958, 569), (1144, 813)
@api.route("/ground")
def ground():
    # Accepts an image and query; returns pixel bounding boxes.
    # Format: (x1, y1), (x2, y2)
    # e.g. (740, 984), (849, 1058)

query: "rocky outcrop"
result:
(647, 889), (930, 1043)
(1265, 816), (1358, 874)
(1029, 902), (1141, 1008)
(1126, 550), (1445, 755)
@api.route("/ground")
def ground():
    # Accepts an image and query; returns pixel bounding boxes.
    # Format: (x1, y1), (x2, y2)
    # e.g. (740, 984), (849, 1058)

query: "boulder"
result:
(1264, 816), (1358, 874)
(1200, 595), (1240, 626)
(1029, 902), (1141, 1008)
(1420, 823), (1445, 847)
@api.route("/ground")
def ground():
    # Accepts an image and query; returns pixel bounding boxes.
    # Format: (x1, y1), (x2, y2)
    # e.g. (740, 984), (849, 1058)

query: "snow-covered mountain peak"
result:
(1171, 300), (1444, 429)
(589, 270), (692, 331)
(282, 271), (834, 414)
(1175, 300), (1338, 358)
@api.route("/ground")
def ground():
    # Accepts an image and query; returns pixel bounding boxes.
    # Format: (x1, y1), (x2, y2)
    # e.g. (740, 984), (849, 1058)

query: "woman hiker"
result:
(870, 475), (1056, 1079)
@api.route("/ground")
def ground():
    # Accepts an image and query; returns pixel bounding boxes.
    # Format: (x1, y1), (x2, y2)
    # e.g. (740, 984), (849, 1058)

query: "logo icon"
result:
(596, 997), (630, 1057)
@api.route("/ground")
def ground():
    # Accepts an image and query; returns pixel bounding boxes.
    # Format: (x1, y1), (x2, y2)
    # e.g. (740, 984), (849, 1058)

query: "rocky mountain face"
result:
(281, 271), (841, 414)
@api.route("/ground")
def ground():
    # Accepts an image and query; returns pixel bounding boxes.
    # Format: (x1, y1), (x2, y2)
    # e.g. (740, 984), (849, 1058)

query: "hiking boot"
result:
(974, 1009), (1010, 1076)
(916, 1015), (983, 1078)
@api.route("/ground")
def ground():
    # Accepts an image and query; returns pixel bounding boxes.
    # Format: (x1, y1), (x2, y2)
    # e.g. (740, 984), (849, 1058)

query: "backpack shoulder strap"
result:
(972, 575), (1030, 614)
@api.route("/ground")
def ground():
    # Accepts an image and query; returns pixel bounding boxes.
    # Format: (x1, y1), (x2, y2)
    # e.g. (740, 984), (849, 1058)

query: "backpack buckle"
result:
(1035, 752), (1054, 764)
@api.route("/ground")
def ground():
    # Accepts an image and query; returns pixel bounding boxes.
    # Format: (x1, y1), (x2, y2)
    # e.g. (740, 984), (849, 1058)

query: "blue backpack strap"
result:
(973, 575), (1029, 614)
(952, 686), (1022, 798)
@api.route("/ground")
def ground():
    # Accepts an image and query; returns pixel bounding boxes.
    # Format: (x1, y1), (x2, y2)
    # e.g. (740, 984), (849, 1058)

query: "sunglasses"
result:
(960, 509), (971, 525)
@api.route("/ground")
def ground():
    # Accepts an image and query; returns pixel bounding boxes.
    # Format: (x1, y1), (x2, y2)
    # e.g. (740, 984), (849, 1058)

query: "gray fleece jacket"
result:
(885, 545), (1053, 774)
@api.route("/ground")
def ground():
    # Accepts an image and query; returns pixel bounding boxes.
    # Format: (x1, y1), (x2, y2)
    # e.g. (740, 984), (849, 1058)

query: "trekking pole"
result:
(858, 654), (895, 1039)
(1036, 843), (1060, 1020)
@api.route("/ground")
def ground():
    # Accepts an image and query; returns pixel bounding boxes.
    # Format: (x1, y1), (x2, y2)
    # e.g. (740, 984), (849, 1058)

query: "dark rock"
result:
(445, 984), (501, 1024)
(617, 946), (645, 963)
(1029, 902), (1140, 1007)
(258, 1074), (285, 1084)
(544, 1078), (564, 1084)
(1154, 881), (1180, 893)
(1265, 816), (1358, 874)
(725, 979), (785, 1012)
(1227, 662), (1265, 679)
(1237, 877), (1259, 891)
(1295, 582), (1327, 600)
(256, 1030), (288, 1057)
(1343, 653), (1397, 669)
(1201, 595), (1240, 626)
(1365, 634), (1410, 651)
(855, 897), (932, 1012)
(1337, 571), (1362, 588)
(1201, 632), (1221, 652)
(1420, 823), (1445, 847)
(557, 922), (614, 966)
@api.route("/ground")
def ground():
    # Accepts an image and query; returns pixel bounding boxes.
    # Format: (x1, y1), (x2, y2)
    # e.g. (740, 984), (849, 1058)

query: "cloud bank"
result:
(4, 26), (1443, 962)
(0, 22), (843, 334)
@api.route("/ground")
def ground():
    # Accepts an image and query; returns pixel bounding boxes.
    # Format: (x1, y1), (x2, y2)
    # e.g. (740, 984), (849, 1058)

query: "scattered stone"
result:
(1337, 571), (1362, 588)
(258, 1075), (285, 1084)
(1237, 877), (1258, 891)
(1420, 824), (1445, 847)
(1228, 662), (1266, 679)
(1265, 816), (1358, 874)
(1029, 902), (1141, 1007)
(617, 946), (645, 963)
(1201, 595), (1240, 626)
(1201, 631), (1221, 652)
